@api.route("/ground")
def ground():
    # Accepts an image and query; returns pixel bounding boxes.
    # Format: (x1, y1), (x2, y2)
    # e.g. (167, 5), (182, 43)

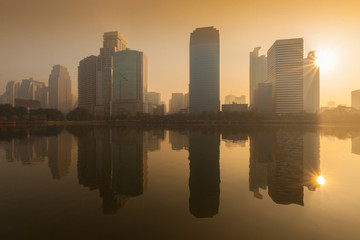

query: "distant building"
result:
(222, 103), (248, 112)
(112, 49), (147, 115)
(14, 98), (41, 109)
(225, 95), (246, 105)
(95, 31), (128, 115)
(304, 51), (320, 114)
(225, 94), (236, 104)
(327, 101), (336, 108)
(256, 82), (272, 114)
(147, 92), (160, 105)
(189, 27), (220, 113)
(169, 93), (186, 114)
(351, 90), (360, 110)
(0, 81), (20, 106)
(78, 55), (97, 114)
(249, 47), (267, 109)
(267, 38), (304, 114)
(18, 78), (48, 108)
(48, 64), (72, 113)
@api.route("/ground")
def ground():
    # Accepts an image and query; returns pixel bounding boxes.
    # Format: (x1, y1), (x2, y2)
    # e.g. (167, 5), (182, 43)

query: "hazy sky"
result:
(1, 0), (360, 106)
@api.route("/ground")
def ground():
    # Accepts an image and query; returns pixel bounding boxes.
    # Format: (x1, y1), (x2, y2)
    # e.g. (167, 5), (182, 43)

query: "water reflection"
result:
(75, 127), (165, 214)
(249, 130), (321, 205)
(188, 131), (220, 218)
(0, 126), (73, 180)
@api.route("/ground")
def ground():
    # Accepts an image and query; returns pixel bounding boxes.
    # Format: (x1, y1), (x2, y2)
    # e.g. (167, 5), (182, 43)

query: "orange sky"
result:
(1, 0), (360, 106)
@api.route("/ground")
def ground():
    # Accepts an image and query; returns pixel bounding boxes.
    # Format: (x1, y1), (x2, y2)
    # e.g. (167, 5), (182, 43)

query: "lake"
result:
(0, 126), (359, 239)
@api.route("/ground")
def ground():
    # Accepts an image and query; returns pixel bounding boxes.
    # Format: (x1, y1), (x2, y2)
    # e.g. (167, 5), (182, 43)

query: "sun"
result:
(315, 51), (337, 72)
(317, 176), (326, 185)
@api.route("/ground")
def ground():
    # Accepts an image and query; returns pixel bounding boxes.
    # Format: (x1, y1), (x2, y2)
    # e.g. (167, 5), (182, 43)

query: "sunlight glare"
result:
(315, 51), (337, 72)
(317, 176), (326, 185)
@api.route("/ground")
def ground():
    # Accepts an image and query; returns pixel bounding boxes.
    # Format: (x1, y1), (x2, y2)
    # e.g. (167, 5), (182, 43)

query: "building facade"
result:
(351, 90), (360, 110)
(112, 49), (148, 115)
(249, 47), (267, 109)
(304, 51), (320, 114)
(95, 31), (128, 115)
(78, 55), (97, 114)
(267, 38), (304, 114)
(189, 27), (220, 113)
(48, 64), (72, 113)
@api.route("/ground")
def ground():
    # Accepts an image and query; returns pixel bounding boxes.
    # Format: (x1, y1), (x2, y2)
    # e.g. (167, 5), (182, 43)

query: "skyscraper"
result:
(189, 27), (220, 113)
(78, 55), (97, 114)
(18, 78), (48, 108)
(304, 51), (320, 114)
(169, 93), (186, 113)
(112, 49), (148, 115)
(249, 47), (267, 108)
(267, 38), (304, 114)
(48, 64), (72, 113)
(95, 31), (128, 115)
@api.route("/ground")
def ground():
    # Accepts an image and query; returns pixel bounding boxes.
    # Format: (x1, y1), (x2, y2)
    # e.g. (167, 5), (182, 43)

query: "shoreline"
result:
(1, 119), (360, 127)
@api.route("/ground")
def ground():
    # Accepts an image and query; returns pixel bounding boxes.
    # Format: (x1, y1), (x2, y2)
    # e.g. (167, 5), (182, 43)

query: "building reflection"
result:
(249, 130), (320, 205)
(48, 132), (73, 179)
(169, 130), (189, 150)
(144, 129), (165, 152)
(351, 134), (360, 155)
(77, 127), (148, 214)
(222, 131), (248, 148)
(188, 131), (220, 218)
(0, 127), (72, 179)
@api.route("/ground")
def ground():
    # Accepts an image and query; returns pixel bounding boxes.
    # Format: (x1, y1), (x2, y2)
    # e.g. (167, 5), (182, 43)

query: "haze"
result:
(1, 0), (359, 106)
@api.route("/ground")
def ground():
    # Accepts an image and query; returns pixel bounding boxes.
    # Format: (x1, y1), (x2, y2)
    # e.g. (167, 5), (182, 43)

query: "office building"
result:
(351, 90), (360, 110)
(78, 55), (97, 114)
(95, 31), (128, 115)
(0, 81), (20, 106)
(256, 82), (272, 114)
(147, 92), (160, 105)
(48, 64), (72, 113)
(189, 27), (220, 113)
(304, 51), (320, 114)
(249, 47), (267, 108)
(112, 49), (147, 115)
(169, 93), (186, 114)
(267, 38), (304, 114)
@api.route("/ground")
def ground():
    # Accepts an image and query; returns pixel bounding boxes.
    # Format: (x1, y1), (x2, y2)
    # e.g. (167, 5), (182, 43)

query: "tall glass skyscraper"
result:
(112, 49), (148, 114)
(95, 31), (128, 115)
(189, 27), (220, 113)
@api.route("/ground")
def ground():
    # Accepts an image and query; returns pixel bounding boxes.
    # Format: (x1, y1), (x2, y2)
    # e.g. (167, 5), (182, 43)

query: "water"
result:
(0, 126), (360, 239)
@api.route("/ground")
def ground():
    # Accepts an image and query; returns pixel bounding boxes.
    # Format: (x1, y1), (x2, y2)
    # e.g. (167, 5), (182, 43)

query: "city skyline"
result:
(1, 0), (359, 107)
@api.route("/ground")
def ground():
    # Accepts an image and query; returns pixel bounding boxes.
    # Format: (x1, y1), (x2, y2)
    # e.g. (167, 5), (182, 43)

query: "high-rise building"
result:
(225, 94), (236, 104)
(1, 81), (20, 106)
(169, 93), (186, 114)
(249, 47), (267, 108)
(267, 38), (304, 114)
(48, 64), (72, 113)
(189, 27), (220, 113)
(78, 55), (97, 114)
(256, 82), (272, 114)
(18, 78), (48, 108)
(112, 49), (147, 115)
(304, 51), (320, 114)
(147, 92), (160, 105)
(95, 31), (128, 115)
(351, 90), (360, 110)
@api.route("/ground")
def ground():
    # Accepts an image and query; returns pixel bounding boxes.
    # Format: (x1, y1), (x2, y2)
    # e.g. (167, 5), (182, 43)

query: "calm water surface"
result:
(0, 126), (360, 239)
